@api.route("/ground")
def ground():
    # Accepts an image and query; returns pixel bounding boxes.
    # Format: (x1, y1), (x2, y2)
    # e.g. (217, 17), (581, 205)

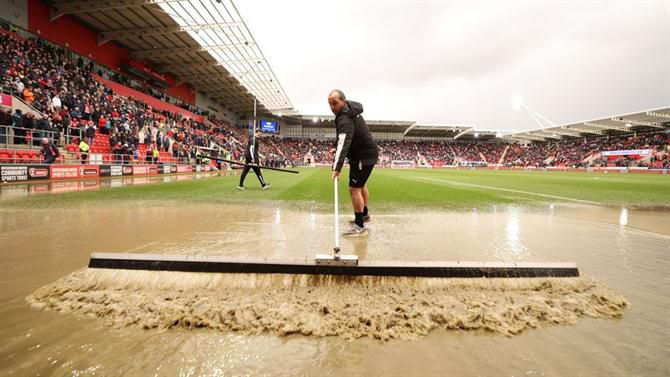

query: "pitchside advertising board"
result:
(0, 165), (50, 182)
(2, 164), (208, 182)
(99, 165), (132, 177)
(601, 149), (652, 156)
(158, 164), (178, 174)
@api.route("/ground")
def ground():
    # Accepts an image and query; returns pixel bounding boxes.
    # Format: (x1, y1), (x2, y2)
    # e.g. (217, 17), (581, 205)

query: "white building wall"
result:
(195, 91), (237, 124)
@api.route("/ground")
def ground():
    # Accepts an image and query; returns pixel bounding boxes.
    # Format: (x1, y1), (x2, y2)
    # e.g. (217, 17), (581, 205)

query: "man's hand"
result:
(332, 170), (340, 180)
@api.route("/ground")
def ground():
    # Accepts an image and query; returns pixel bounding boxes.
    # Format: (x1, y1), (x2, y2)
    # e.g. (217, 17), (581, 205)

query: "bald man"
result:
(328, 90), (378, 236)
(38, 137), (59, 164)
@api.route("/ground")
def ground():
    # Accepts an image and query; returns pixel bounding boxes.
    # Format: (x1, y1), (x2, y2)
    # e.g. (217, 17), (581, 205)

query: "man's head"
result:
(328, 90), (347, 115)
(41, 137), (49, 145)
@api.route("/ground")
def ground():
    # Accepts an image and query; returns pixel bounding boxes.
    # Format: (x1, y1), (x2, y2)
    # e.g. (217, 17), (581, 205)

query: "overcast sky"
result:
(235, 0), (669, 131)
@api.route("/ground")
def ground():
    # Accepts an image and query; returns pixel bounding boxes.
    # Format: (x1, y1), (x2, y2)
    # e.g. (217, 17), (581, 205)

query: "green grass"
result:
(2, 168), (669, 211)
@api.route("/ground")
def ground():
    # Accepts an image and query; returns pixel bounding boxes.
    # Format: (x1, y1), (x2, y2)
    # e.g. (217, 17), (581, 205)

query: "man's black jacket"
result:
(332, 101), (378, 172)
(244, 135), (260, 163)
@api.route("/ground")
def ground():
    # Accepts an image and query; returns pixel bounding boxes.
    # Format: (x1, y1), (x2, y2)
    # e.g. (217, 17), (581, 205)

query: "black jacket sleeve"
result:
(332, 116), (355, 172)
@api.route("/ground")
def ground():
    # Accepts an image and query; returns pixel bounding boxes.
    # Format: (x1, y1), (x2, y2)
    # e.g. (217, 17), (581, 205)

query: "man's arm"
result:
(332, 117), (354, 173)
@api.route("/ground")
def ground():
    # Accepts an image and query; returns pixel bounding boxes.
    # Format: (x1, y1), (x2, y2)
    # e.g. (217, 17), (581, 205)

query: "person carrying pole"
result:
(237, 130), (271, 191)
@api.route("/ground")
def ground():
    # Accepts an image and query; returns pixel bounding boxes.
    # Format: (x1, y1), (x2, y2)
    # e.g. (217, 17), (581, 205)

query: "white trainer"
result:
(342, 223), (368, 236)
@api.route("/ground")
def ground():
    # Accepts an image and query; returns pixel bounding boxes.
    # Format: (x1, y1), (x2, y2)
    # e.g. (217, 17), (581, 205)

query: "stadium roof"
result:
(295, 106), (670, 142)
(48, 0), (293, 115)
(503, 106), (670, 142)
(295, 115), (497, 141)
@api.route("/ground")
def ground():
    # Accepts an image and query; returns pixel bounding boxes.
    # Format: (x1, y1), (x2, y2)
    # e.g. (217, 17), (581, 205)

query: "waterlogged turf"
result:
(1, 168), (668, 210)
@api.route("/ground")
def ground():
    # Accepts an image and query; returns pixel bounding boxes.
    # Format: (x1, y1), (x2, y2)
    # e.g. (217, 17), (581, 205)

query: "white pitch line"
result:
(414, 176), (599, 205)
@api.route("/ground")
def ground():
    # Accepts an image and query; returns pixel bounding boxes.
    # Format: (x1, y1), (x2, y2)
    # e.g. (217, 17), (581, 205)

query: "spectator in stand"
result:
(145, 143), (154, 163)
(122, 143), (132, 164)
(14, 76), (24, 93)
(162, 134), (169, 152)
(38, 137), (59, 164)
(153, 144), (159, 163)
(70, 106), (82, 119)
(0, 108), (11, 144)
(112, 142), (123, 164)
(52, 93), (61, 111)
(79, 138), (89, 164)
(22, 86), (34, 104)
(35, 114), (49, 140)
(85, 123), (95, 145)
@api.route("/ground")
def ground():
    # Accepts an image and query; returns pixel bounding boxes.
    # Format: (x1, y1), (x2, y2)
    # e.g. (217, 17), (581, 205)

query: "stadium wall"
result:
(195, 92), (237, 124)
(0, 0), (28, 29)
(26, 0), (196, 105)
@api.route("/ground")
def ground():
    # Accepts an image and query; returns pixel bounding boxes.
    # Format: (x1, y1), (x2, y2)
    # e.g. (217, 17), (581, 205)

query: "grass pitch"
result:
(2, 168), (668, 210)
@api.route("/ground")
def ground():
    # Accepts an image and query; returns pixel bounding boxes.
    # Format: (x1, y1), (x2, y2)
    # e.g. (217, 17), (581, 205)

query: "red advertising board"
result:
(133, 165), (148, 175)
(0, 93), (12, 108)
(50, 165), (79, 179)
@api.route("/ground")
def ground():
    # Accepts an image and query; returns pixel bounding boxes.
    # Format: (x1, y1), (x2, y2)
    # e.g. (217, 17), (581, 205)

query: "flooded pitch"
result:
(1, 202), (668, 376)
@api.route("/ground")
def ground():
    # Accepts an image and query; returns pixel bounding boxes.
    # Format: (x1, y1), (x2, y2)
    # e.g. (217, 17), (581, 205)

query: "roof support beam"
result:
(547, 129), (583, 137)
(453, 127), (474, 140)
(582, 121), (631, 132)
(98, 22), (243, 46)
(646, 111), (670, 119)
(131, 43), (255, 60)
(531, 131), (561, 140)
(50, 0), (182, 22)
(403, 122), (418, 136)
(158, 59), (260, 74)
(610, 118), (665, 129)
(561, 127), (603, 135)
(514, 134), (548, 142)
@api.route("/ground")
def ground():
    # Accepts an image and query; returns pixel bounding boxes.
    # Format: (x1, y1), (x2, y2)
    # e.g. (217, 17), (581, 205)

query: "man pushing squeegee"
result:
(89, 91), (579, 276)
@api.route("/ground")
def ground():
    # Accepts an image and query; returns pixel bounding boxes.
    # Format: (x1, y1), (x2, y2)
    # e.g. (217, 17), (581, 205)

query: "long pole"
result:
(334, 176), (340, 256)
(197, 154), (299, 174)
(252, 97), (257, 155)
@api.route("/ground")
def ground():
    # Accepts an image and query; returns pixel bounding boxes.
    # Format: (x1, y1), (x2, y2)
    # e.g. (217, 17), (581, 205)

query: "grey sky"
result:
(235, 0), (670, 131)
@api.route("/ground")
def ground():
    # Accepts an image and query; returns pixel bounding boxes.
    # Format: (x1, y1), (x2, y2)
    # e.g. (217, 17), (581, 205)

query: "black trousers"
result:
(239, 164), (266, 187)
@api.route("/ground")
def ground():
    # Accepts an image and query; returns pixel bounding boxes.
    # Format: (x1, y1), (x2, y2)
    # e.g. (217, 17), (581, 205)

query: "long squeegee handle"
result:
(334, 175), (340, 253)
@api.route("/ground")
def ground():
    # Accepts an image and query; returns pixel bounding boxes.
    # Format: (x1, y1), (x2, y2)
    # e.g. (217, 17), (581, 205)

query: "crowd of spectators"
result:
(505, 132), (670, 168)
(0, 29), (249, 164)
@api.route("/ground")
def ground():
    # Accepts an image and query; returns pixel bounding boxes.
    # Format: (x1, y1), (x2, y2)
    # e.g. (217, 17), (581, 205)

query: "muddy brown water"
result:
(0, 201), (668, 376)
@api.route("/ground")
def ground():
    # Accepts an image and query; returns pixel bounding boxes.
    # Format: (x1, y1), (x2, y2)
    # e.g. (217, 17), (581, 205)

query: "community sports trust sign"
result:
(0, 165), (50, 182)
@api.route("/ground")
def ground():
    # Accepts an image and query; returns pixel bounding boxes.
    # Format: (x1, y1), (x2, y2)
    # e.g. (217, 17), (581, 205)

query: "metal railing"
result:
(0, 125), (62, 148)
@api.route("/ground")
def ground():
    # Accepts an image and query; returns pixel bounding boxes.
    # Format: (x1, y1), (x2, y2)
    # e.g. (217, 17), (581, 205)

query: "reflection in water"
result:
(275, 207), (281, 225)
(619, 208), (629, 226)
(493, 207), (529, 260)
(0, 173), (219, 199)
(505, 208), (527, 257)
